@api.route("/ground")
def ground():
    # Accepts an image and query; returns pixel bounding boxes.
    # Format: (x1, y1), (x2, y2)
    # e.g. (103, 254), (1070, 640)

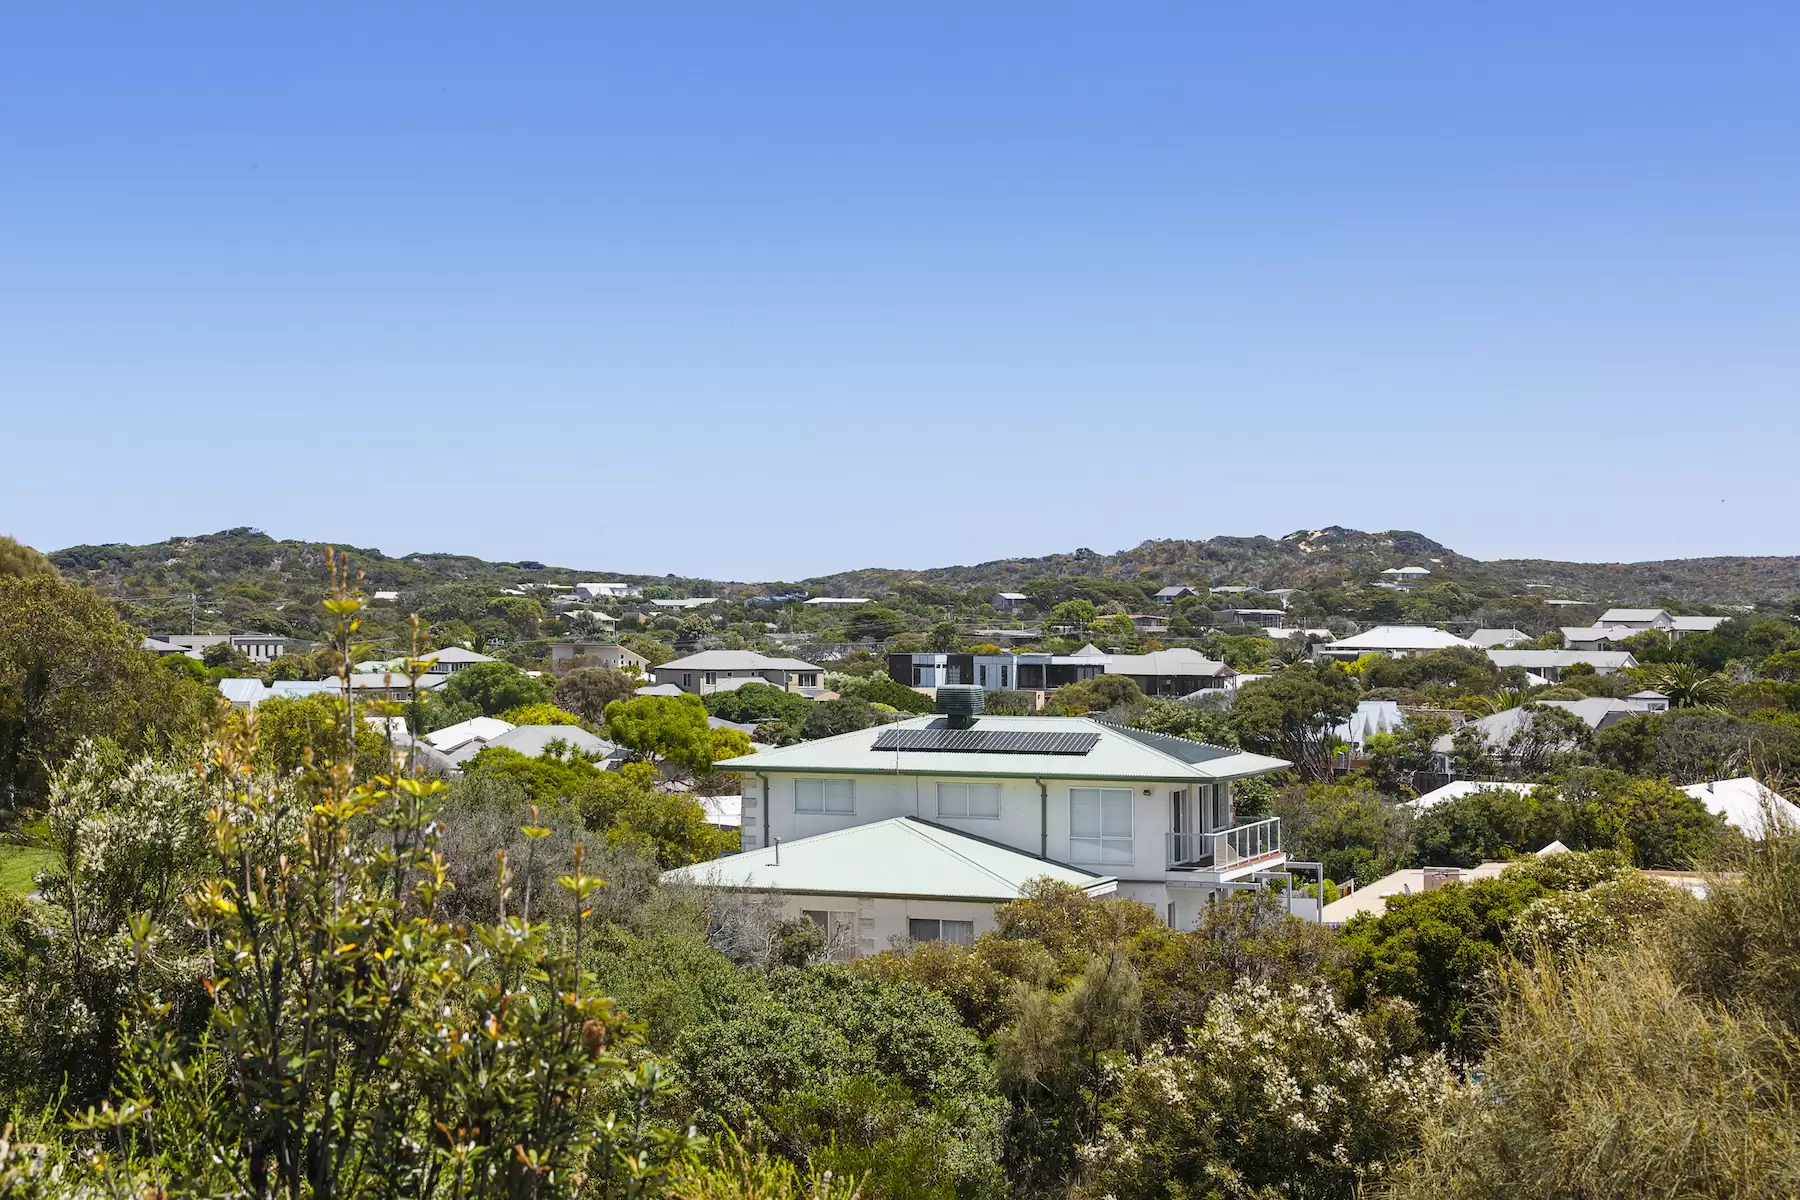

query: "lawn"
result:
(0, 844), (54, 895)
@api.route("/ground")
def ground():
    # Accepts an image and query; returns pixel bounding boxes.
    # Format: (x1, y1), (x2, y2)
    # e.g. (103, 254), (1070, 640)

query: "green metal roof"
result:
(662, 816), (1115, 900)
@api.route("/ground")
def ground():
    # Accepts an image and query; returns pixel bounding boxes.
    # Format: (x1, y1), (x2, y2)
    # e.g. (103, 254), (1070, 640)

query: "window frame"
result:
(907, 917), (975, 946)
(1069, 786), (1135, 865)
(795, 777), (855, 814)
(936, 781), (1001, 820)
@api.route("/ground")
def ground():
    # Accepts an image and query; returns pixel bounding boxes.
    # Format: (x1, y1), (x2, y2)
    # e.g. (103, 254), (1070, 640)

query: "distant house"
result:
(1626, 689), (1670, 713)
(370, 590), (401, 603)
(1679, 778), (1800, 839)
(425, 716), (516, 754)
(1313, 625), (1475, 661)
(1486, 649), (1637, 680)
(1432, 697), (1644, 770)
(217, 678), (339, 707)
(1597, 608), (1672, 630)
(230, 633), (314, 664)
(803, 597), (871, 607)
(573, 581), (640, 600)
(1333, 700), (1404, 756)
(1670, 615), (1730, 640)
(442, 724), (622, 771)
(648, 597), (721, 609)
(421, 647), (497, 674)
(1101, 649), (1236, 698)
(650, 650), (824, 695)
(342, 672), (451, 700)
(1378, 566), (1433, 589)
(1127, 613), (1171, 634)
(1154, 586), (1201, 605)
(548, 641), (648, 672)
(141, 635), (224, 659)
(1559, 624), (1641, 651)
(993, 592), (1031, 613)
(1469, 628), (1531, 648)
(1211, 608), (1286, 628)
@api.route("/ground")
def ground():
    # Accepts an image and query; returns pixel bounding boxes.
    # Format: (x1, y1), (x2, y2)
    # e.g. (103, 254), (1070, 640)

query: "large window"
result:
(937, 782), (1000, 819)
(908, 918), (975, 946)
(1070, 787), (1134, 864)
(795, 778), (854, 814)
(802, 910), (859, 961)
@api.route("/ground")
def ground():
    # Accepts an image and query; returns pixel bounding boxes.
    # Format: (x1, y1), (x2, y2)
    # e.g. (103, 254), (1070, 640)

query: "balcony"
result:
(1165, 817), (1284, 879)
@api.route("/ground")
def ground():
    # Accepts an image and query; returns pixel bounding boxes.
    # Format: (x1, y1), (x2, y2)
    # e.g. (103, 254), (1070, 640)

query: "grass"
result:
(0, 844), (54, 895)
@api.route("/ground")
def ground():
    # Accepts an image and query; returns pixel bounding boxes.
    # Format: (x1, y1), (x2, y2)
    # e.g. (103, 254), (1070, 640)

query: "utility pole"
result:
(189, 593), (197, 634)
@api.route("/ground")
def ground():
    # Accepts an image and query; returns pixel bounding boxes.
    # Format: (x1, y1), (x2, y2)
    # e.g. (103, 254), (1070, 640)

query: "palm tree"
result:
(1640, 661), (1730, 709)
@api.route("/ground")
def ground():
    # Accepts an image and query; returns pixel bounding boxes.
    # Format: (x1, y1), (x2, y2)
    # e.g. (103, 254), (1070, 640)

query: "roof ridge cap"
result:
(897, 818), (1035, 891)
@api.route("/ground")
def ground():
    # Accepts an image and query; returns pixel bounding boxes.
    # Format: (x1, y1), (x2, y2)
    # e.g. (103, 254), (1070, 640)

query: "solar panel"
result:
(870, 728), (1100, 755)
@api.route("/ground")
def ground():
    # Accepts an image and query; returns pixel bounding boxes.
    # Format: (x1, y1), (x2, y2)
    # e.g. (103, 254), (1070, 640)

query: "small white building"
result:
(1313, 625), (1475, 661)
(993, 592), (1031, 613)
(1486, 649), (1638, 680)
(421, 646), (497, 674)
(548, 641), (647, 672)
(650, 650), (824, 695)
(574, 582), (640, 600)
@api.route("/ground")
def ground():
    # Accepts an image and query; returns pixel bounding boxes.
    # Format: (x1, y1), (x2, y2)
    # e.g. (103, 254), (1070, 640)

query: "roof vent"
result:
(935, 684), (984, 730)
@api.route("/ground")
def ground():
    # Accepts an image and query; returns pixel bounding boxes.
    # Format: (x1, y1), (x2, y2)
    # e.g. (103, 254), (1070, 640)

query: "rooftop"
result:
(662, 815), (1116, 901)
(658, 650), (823, 672)
(715, 713), (1288, 782)
(1321, 625), (1474, 651)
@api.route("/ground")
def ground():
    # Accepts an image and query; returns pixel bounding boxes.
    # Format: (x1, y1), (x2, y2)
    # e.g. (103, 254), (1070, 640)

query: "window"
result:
(681, 673), (692, 688)
(1070, 787), (1134, 864)
(704, 671), (716, 685)
(912, 666), (923, 685)
(978, 665), (988, 686)
(937, 782), (1000, 819)
(908, 918), (974, 946)
(1000, 665), (1009, 688)
(802, 910), (859, 960)
(795, 778), (854, 814)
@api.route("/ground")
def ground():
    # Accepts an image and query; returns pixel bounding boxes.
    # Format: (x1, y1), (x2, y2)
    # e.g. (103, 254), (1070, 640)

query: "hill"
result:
(44, 526), (1800, 633)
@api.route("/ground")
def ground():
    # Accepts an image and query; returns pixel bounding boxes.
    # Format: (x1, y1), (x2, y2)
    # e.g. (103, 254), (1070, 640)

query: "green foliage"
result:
(1410, 786), (1560, 868)
(0, 536), (57, 580)
(250, 692), (395, 780)
(844, 607), (907, 643)
(606, 694), (728, 772)
(705, 683), (813, 728)
(0, 572), (213, 809)
(1273, 784), (1412, 884)
(826, 673), (934, 714)
(553, 666), (640, 724)
(1044, 675), (1145, 718)
(1340, 852), (1630, 1058)
(1229, 663), (1362, 780)
(1077, 981), (1453, 1200)
(1131, 698), (1238, 746)
(439, 659), (552, 716)
(803, 698), (888, 739)
(497, 701), (582, 726)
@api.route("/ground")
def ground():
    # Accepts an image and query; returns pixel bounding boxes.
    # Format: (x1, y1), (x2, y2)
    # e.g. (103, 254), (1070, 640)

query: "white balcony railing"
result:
(1165, 817), (1282, 871)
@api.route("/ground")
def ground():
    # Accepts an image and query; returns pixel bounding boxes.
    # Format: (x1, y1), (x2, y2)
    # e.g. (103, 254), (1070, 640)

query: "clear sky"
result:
(4, 3), (1798, 580)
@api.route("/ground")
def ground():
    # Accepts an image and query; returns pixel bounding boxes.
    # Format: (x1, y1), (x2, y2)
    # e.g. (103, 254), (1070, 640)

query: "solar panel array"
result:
(870, 728), (1101, 755)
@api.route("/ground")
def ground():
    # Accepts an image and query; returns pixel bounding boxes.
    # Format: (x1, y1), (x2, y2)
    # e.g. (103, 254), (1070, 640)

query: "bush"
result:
(439, 659), (551, 716)
(497, 701), (583, 726)
(553, 666), (639, 723)
(705, 682), (813, 727)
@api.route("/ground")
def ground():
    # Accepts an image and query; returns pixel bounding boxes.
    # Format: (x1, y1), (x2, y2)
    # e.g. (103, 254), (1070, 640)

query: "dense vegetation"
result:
(4, 534), (1799, 1197)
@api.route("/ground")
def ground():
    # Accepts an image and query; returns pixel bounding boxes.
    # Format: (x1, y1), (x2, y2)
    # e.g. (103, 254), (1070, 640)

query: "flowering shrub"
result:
(1075, 980), (1452, 1199)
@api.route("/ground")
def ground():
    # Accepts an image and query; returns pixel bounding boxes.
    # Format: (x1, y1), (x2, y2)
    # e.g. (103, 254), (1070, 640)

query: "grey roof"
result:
(715, 713), (1288, 782)
(996, 592), (1030, 600)
(1469, 628), (1530, 647)
(1155, 586), (1198, 597)
(446, 724), (617, 767)
(1070, 642), (1109, 658)
(422, 646), (495, 664)
(1670, 615), (1729, 632)
(662, 816), (1115, 901)
(1560, 624), (1638, 642)
(635, 683), (685, 696)
(1103, 649), (1234, 678)
(1487, 650), (1637, 670)
(657, 650), (822, 672)
(1432, 698), (1641, 753)
(1320, 625), (1474, 651)
(1598, 608), (1669, 624)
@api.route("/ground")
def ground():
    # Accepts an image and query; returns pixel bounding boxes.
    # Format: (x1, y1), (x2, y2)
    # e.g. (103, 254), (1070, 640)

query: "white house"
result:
(804, 597), (871, 606)
(548, 641), (647, 672)
(574, 581), (640, 600)
(710, 696), (1308, 940)
(649, 650), (824, 695)
(1559, 625), (1641, 651)
(1378, 566), (1432, 589)
(421, 646), (497, 674)
(993, 592), (1031, 612)
(1486, 649), (1638, 680)
(1313, 625), (1475, 661)
(1154, 586), (1202, 605)
(1679, 778), (1800, 839)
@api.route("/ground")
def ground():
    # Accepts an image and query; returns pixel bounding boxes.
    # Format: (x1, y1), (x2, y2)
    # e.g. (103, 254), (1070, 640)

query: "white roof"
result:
(1103, 649), (1234, 677)
(996, 592), (1029, 600)
(1335, 700), (1403, 748)
(1070, 642), (1109, 658)
(803, 597), (871, 605)
(218, 678), (269, 705)
(657, 650), (823, 672)
(1323, 625), (1473, 651)
(422, 646), (496, 664)
(1469, 628), (1530, 647)
(1670, 615), (1729, 632)
(1487, 650), (1638, 670)
(1319, 842), (1566, 924)
(715, 713), (1289, 782)
(1680, 778), (1800, 839)
(425, 716), (515, 752)
(699, 794), (743, 828)
(635, 683), (684, 696)
(1408, 780), (1538, 812)
(1598, 608), (1669, 624)
(662, 816), (1115, 901)
(1381, 566), (1432, 576)
(1432, 698), (1640, 752)
(1560, 624), (1639, 642)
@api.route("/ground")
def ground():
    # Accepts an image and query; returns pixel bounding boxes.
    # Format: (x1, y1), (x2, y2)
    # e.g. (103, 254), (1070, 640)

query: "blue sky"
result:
(4, 3), (1797, 580)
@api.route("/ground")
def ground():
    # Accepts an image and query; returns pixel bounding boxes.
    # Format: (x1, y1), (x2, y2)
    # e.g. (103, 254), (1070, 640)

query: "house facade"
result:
(715, 699), (1309, 939)
(650, 650), (824, 695)
(548, 641), (648, 672)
